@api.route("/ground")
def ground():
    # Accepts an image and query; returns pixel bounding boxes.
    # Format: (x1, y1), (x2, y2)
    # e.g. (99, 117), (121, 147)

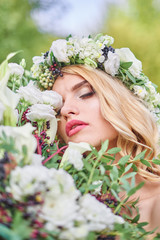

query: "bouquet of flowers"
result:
(0, 52), (160, 240)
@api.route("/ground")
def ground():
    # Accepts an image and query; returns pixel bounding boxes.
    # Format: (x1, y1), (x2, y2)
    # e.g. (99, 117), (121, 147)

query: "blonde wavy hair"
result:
(60, 64), (160, 181)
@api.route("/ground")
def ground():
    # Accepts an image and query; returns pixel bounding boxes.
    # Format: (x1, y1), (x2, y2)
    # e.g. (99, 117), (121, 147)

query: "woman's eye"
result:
(79, 91), (95, 99)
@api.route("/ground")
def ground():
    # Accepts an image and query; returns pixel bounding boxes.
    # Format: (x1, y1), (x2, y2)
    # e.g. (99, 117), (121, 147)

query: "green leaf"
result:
(152, 159), (160, 165)
(0, 224), (21, 240)
(124, 163), (133, 173)
(12, 212), (32, 239)
(121, 172), (137, 181)
(120, 61), (133, 69)
(6, 51), (22, 61)
(111, 189), (121, 201)
(110, 166), (119, 181)
(131, 214), (140, 223)
(102, 181), (107, 194)
(118, 155), (130, 166)
(125, 70), (136, 83)
(140, 159), (151, 167)
(99, 164), (105, 175)
(107, 147), (121, 154)
(66, 34), (72, 41)
(84, 160), (92, 172)
(98, 139), (109, 157)
(86, 231), (96, 240)
(88, 183), (102, 191)
(128, 182), (144, 197)
(133, 150), (147, 161)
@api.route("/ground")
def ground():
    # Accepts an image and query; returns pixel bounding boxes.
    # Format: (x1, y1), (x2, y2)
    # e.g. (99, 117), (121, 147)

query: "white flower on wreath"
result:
(145, 81), (156, 94)
(49, 39), (70, 63)
(32, 56), (45, 65)
(8, 63), (24, 78)
(104, 51), (120, 76)
(42, 90), (62, 109)
(60, 142), (91, 170)
(116, 48), (142, 78)
(133, 85), (148, 99)
(17, 80), (42, 105)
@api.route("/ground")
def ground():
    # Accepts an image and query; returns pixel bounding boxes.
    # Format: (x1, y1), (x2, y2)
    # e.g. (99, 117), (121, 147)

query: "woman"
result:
(52, 65), (160, 236)
(32, 34), (160, 237)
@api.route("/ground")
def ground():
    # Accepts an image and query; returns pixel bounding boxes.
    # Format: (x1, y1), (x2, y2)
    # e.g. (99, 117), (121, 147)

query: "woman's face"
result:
(52, 73), (118, 149)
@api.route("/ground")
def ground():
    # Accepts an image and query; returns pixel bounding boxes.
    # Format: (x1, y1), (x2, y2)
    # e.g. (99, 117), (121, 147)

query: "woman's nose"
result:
(60, 100), (79, 119)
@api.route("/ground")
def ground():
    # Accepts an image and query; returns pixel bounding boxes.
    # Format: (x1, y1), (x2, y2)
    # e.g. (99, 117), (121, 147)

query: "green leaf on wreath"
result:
(120, 61), (133, 69)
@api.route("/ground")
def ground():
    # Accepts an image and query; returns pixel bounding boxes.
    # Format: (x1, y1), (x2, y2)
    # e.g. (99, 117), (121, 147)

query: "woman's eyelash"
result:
(56, 109), (61, 116)
(79, 91), (95, 99)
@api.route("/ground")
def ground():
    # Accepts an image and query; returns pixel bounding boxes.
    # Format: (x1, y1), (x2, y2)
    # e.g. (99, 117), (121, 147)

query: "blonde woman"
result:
(32, 34), (160, 237)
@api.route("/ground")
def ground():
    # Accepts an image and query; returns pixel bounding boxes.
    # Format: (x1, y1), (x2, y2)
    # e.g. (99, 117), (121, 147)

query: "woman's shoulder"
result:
(135, 176), (160, 234)
(135, 174), (160, 201)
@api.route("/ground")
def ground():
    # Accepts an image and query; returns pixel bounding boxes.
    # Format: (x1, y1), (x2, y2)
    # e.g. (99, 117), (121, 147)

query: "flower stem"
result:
(42, 145), (67, 165)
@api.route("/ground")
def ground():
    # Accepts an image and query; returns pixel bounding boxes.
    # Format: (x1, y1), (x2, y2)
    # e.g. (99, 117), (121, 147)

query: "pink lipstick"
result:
(66, 120), (88, 137)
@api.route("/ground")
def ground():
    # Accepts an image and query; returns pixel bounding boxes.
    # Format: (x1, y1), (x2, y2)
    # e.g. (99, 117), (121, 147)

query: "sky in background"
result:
(31, 0), (127, 36)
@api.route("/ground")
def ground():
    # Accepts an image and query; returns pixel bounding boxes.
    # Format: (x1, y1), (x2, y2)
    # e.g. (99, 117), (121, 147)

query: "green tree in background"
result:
(0, 0), (55, 68)
(106, 0), (160, 90)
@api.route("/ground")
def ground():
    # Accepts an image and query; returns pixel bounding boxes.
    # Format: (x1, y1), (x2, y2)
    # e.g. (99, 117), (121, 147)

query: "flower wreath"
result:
(31, 33), (160, 132)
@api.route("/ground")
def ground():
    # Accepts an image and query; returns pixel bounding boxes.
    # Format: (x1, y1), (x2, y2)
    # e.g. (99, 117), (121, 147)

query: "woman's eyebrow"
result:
(71, 80), (88, 91)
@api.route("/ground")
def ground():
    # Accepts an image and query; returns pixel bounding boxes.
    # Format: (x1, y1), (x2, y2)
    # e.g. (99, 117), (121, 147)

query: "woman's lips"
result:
(66, 120), (88, 137)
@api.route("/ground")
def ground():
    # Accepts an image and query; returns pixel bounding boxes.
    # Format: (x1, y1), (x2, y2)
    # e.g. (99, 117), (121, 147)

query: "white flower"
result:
(32, 56), (45, 65)
(46, 169), (80, 201)
(104, 51), (120, 76)
(133, 85), (148, 99)
(8, 63), (24, 78)
(145, 81), (156, 94)
(114, 215), (125, 224)
(59, 224), (88, 240)
(91, 180), (103, 195)
(42, 90), (62, 109)
(6, 165), (49, 201)
(20, 58), (26, 68)
(26, 104), (56, 122)
(60, 142), (91, 170)
(0, 64), (20, 125)
(50, 39), (70, 63)
(31, 153), (44, 165)
(152, 93), (160, 105)
(79, 194), (115, 231)
(116, 48), (142, 78)
(41, 196), (79, 230)
(0, 123), (36, 164)
(17, 81), (42, 104)
(98, 55), (105, 63)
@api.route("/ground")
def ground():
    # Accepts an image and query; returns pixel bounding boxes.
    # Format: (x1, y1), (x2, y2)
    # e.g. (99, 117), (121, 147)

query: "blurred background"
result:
(0, 0), (160, 89)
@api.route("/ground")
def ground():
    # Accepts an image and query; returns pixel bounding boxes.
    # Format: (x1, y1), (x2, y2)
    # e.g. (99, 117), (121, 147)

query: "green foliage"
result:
(106, 0), (160, 91)
(0, 212), (32, 240)
(0, 0), (55, 68)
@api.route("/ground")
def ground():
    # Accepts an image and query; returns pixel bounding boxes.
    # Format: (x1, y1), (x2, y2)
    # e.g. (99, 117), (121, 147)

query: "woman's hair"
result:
(60, 64), (160, 181)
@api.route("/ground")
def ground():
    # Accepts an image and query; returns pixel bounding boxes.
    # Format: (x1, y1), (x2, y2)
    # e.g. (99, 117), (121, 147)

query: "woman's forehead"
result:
(52, 73), (89, 93)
